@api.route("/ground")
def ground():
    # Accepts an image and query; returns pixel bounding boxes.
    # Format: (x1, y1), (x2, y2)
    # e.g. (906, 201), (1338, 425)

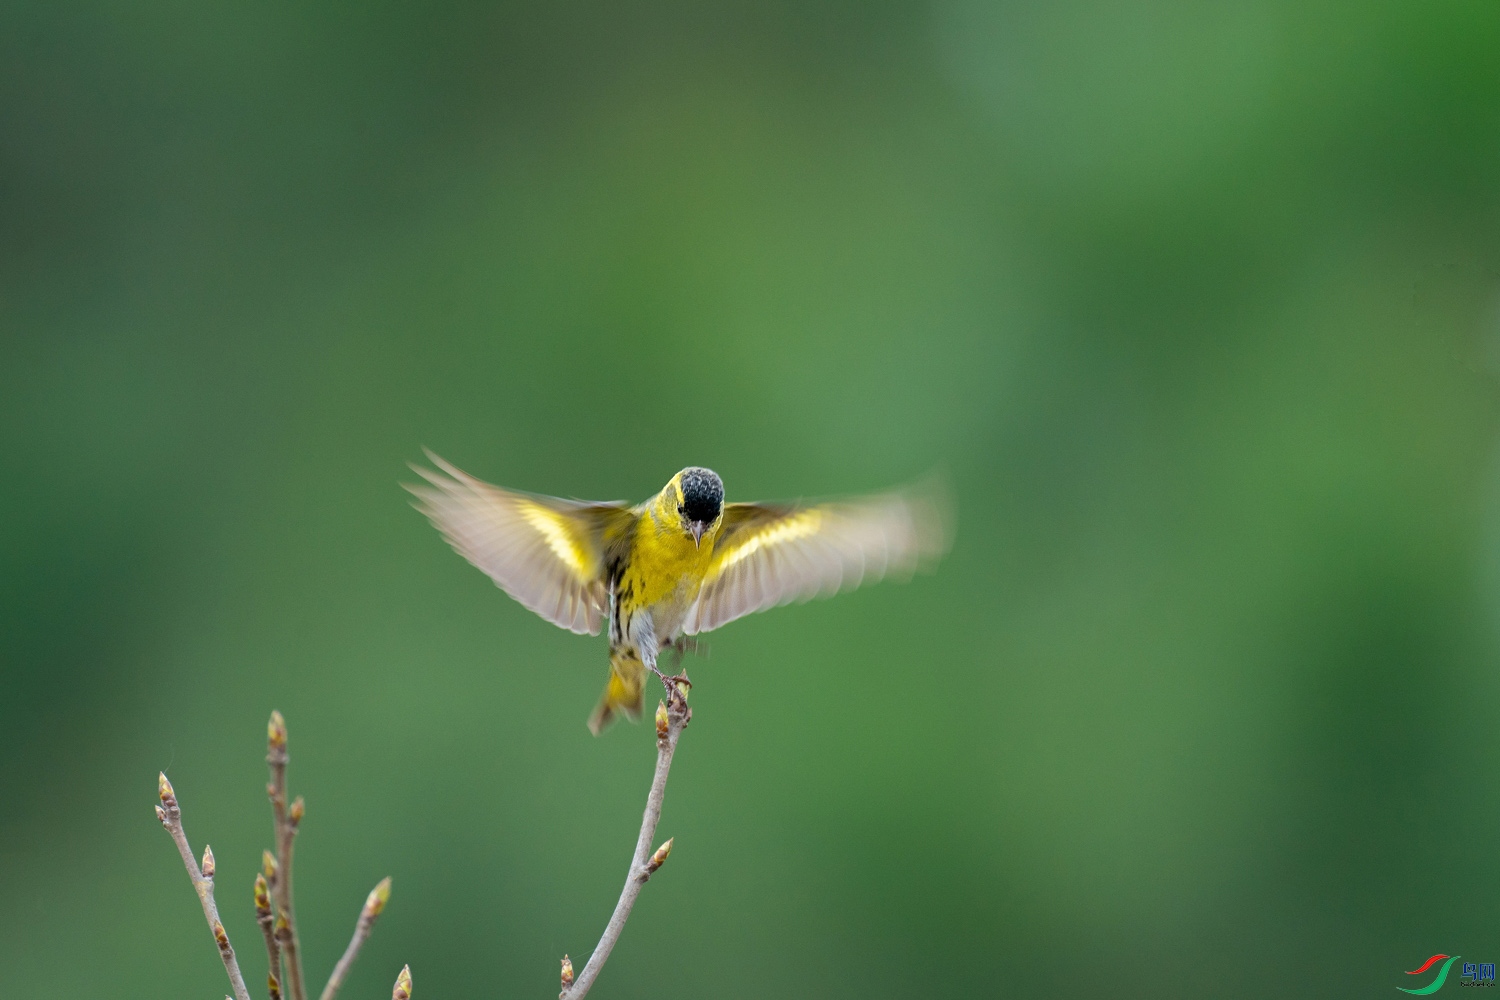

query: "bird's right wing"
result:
(406, 452), (635, 635)
(683, 480), (949, 635)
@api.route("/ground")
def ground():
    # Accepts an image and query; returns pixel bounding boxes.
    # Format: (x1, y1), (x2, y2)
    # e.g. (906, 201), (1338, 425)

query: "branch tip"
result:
(254, 870), (282, 1000)
(392, 964), (412, 1000)
(321, 876), (393, 1000)
(366, 876), (392, 918)
(268, 710), (288, 752)
(154, 772), (251, 1000)
(253, 874), (272, 915)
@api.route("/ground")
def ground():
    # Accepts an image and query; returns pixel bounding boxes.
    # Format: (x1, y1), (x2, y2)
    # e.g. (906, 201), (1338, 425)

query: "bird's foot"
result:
(647, 663), (692, 710)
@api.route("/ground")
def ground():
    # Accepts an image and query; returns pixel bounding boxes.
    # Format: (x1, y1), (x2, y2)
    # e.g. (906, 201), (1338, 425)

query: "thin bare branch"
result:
(155, 773), (253, 1000)
(561, 673), (692, 1000)
(267, 710), (308, 1000)
(319, 877), (393, 1000)
(254, 869), (284, 1000)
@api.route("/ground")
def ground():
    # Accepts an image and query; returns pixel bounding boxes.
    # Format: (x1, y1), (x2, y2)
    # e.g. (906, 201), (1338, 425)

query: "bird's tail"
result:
(588, 649), (645, 735)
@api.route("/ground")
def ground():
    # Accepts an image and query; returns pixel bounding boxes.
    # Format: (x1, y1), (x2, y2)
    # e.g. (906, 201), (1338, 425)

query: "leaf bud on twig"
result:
(640, 837), (673, 881)
(560, 954), (574, 990)
(392, 964), (413, 1000)
(268, 710), (287, 752)
(253, 874), (272, 917)
(201, 845), (216, 879)
(365, 876), (392, 919)
(289, 796), (305, 827)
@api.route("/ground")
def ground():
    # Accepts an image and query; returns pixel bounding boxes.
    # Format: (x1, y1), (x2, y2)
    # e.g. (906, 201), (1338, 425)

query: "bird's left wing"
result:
(406, 452), (635, 635)
(682, 481), (949, 635)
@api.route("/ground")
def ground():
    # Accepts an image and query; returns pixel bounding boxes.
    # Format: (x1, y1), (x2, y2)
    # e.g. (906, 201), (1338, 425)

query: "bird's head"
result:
(665, 467), (723, 547)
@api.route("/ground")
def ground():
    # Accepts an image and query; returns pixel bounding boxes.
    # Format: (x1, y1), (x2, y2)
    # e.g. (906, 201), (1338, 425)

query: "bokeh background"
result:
(4, 1), (1500, 996)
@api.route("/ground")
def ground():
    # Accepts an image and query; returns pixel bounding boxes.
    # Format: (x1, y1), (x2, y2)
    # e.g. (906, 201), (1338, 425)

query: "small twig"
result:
(254, 864), (284, 1000)
(320, 877), (393, 1000)
(155, 711), (406, 999)
(155, 773), (253, 1000)
(267, 710), (309, 1000)
(561, 673), (691, 999)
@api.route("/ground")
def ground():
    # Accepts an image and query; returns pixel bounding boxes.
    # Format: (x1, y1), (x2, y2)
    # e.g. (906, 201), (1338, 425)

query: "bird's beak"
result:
(690, 521), (707, 547)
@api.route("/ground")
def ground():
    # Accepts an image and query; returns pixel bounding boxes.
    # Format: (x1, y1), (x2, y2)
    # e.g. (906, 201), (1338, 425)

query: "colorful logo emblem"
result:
(1399, 954), (1496, 993)
(1401, 955), (1459, 994)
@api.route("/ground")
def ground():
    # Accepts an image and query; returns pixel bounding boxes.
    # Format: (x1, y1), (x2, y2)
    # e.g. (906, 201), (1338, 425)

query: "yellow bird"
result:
(408, 453), (948, 733)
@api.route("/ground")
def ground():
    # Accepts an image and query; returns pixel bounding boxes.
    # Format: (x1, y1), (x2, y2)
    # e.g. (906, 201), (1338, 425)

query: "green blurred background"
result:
(4, 1), (1500, 996)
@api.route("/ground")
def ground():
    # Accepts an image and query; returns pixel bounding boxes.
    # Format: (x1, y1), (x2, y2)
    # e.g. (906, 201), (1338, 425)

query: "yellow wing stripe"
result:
(518, 501), (595, 577)
(709, 508), (823, 576)
(406, 453), (628, 636)
(685, 487), (949, 635)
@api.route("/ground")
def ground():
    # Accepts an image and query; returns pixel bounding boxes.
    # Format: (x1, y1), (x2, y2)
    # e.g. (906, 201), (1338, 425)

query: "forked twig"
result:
(155, 773), (253, 1000)
(155, 711), (397, 1000)
(155, 689), (688, 1000)
(560, 673), (692, 999)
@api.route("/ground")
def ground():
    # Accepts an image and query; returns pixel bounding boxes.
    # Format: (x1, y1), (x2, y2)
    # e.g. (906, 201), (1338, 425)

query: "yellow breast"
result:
(621, 510), (716, 609)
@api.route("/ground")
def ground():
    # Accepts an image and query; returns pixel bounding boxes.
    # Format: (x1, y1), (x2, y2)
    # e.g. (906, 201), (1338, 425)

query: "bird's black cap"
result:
(679, 467), (723, 523)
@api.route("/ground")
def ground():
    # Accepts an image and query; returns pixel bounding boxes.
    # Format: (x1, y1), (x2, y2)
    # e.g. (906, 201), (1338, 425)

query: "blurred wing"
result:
(683, 482), (950, 635)
(406, 452), (635, 635)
